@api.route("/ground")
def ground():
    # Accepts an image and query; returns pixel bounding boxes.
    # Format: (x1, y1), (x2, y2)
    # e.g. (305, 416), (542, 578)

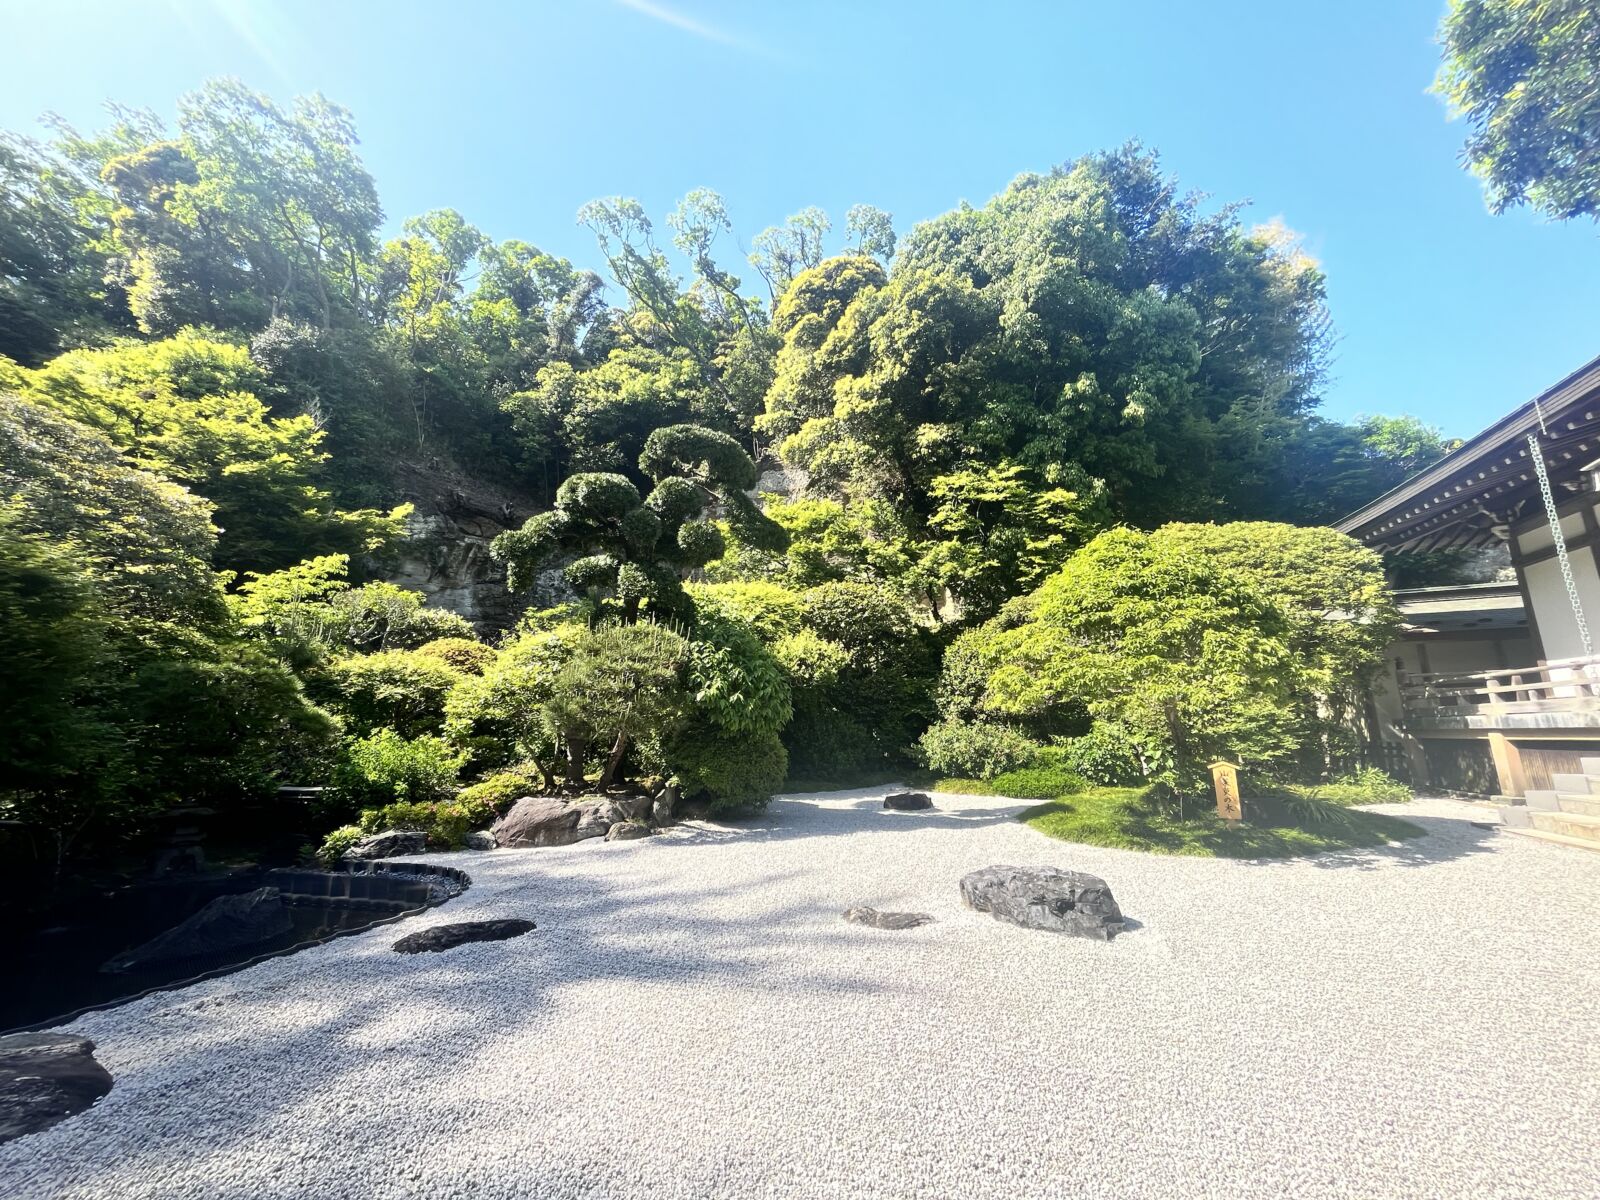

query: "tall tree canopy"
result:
(1437, 0), (1600, 221)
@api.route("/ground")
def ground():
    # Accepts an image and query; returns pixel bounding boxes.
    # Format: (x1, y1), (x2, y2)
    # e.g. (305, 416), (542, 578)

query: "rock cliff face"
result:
(383, 458), (809, 634)
(384, 462), (542, 632)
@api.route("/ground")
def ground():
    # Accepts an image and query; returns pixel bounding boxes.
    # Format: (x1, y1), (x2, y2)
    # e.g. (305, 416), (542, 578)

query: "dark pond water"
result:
(2, 864), (465, 1033)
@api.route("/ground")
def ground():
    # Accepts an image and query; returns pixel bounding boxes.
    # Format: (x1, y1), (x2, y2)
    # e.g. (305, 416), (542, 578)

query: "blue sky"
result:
(2, 0), (1597, 437)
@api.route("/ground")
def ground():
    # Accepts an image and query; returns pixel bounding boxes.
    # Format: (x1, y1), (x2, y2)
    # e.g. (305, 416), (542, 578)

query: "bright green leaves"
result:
(1437, 0), (1600, 221)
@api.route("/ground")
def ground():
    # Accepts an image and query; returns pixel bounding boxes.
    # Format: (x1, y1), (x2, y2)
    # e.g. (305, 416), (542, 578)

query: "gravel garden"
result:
(5, 786), (1598, 1200)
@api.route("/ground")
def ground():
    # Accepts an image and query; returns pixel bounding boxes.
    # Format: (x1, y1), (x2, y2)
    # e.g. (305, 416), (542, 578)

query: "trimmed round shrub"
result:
(415, 637), (495, 675)
(669, 727), (788, 815)
(918, 719), (1040, 778)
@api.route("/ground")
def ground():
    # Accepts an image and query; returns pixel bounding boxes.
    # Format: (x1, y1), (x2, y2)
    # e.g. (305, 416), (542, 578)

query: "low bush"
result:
(1059, 724), (1147, 786)
(456, 767), (546, 813)
(985, 759), (1088, 800)
(357, 794), (497, 848)
(315, 824), (366, 864)
(414, 637), (496, 675)
(670, 727), (788, 815)
(327, 730), (465, 814)
(1257, 767), (1413, 807)
(918, 719), (1040, 778)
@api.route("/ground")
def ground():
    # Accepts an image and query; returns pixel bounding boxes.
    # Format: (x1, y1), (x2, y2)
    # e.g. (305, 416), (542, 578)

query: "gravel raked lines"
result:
(5, 792), (1599, 1199)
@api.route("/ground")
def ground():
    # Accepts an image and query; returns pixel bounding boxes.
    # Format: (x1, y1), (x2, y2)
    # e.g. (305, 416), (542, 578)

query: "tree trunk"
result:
(598, 729), (629, 790)
(563, 735), (587, 787)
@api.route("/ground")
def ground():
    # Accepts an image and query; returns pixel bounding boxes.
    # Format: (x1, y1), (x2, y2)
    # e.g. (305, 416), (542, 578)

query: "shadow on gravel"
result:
(664, 790), (1503, 873)
(1236, 811), (1503, 871)
(26, 859), (903, 1194)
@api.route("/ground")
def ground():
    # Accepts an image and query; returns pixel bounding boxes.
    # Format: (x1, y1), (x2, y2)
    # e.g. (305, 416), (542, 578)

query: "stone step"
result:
(1528, 809), (1600, 843)
(1499, 804), (1533, 828)
(1547, 772), (1596, 796)
(1523, 790), (1562, 811)
(1557, 794), (1600, 817)
(1582, 756), (1600, 778)
(1500, 826), (1600, 854)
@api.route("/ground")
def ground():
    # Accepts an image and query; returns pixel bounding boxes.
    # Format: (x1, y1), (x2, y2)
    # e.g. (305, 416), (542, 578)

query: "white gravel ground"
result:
(7, 791), (1600, 1200)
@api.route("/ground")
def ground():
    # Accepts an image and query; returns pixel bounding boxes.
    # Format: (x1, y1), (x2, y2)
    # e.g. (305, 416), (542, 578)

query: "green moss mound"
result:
(1014, 786), (1424, 859)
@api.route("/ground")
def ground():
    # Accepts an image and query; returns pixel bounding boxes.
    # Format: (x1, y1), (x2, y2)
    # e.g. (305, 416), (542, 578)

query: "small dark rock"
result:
(392, 919), (536, 955)
(0, 1033), (113, 1144)
(883, 791), (933, 811)
(463, 831), (497, 851)
(605, 821), (651, 841)
(102, 886), (292, 972)
(960, 865), (1125, 941)
(344, 829), (428, 861)
(844, 907), (934, 930)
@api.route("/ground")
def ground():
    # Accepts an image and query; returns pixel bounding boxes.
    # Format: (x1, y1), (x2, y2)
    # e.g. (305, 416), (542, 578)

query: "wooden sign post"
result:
(1209, 761), (1242, 826)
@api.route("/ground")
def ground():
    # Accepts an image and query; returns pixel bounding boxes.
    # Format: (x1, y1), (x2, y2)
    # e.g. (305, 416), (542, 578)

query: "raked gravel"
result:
(6, 792), (1599, 1200)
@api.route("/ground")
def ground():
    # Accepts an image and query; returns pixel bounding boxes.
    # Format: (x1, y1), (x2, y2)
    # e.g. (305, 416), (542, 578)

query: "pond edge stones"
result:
(960, 865), (1125, 941)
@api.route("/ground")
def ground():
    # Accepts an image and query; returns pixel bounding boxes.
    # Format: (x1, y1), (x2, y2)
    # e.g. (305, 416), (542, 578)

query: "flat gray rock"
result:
(392, 919), (536, 955)
(960, 865), (1124, 940)
(102, 886), (292, 972)
(464, 831), (498, 851)
(605, 821), (651, 841)
(0, 1033), (113, 1144)
(844, 907), (934, 930)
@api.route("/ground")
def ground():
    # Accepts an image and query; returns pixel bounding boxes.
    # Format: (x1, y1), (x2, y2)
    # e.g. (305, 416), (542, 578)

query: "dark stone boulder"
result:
(883, 791), (933, 811)
(613, 794), (654, 823)
(491, 797), (584, 848)
(844, 907), (934, 930)
(463, 831), (497, 851)
(960, 866), (1125, 941)
(392, 919), (535, 954)
(571, 799), (622, 842)
(102, 886), (292, 973)
(605, 821), (651, 841)
(0, 1033), (113, 1144)
(344, 829), (428, 861)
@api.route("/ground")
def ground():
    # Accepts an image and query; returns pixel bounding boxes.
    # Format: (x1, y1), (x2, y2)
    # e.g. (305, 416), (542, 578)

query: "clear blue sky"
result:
(3, 0), (1596, 438)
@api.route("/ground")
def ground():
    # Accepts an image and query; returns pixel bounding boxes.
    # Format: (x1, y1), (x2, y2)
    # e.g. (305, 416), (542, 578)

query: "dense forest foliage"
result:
(1, 80), (1441, 882)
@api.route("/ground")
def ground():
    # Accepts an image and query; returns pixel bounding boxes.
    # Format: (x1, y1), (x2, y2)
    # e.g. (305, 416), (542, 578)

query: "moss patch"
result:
(1011, 785), (1424, 859)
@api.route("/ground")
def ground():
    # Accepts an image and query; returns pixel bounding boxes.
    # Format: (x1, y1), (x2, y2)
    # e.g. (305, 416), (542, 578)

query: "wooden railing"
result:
(1398, 653), (1600, 721)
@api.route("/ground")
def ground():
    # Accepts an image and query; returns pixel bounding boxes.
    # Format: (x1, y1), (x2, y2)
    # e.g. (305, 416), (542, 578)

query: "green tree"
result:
(0, 394), (334, 874)
(763, 147), (1332, 525)
(941, 527), (1301, 791)
(1437, 0), (1600, 220)
(492, 423), (786, 622)
(11, 333), (408, 571)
